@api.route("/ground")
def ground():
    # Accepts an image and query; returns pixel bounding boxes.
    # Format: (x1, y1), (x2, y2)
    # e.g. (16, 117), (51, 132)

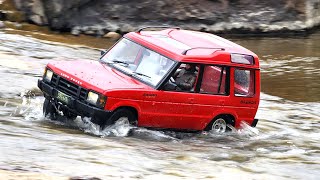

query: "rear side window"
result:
(200, 66), (227, 95)
(234, 69), (255, 97)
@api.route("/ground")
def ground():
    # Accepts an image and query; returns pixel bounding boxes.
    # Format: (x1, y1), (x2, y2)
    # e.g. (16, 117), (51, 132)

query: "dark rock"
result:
(10, 0), (320, 35)
(13, 0), (47, 25)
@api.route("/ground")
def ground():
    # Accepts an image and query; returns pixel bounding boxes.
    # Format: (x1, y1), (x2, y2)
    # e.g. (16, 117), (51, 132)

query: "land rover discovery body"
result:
(38, 27), (260, 132)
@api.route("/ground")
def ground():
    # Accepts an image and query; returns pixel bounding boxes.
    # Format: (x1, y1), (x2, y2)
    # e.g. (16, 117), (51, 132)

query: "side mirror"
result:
(100, 50), (106, 56)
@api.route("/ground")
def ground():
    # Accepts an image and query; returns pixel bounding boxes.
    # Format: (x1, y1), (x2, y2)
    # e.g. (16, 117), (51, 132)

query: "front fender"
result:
(105, 97), (141, 115)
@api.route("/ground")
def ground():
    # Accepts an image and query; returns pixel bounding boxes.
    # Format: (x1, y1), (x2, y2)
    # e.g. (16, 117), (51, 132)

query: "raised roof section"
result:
(126, 28), (259, 67)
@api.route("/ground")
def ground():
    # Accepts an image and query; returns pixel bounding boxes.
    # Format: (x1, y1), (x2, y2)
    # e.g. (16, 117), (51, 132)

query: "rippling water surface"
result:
(0, 31), (319, 179)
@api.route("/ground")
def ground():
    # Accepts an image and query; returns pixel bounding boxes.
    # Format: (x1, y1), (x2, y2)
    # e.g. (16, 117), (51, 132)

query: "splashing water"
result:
(18, 92), (262, 142)
(238, 122), (260, 136)
(11, 90), (43, 120)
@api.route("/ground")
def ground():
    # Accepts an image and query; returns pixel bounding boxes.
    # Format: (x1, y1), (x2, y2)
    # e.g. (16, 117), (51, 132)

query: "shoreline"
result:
(2, 19), (320, 49)
(1, 21), (115, 49)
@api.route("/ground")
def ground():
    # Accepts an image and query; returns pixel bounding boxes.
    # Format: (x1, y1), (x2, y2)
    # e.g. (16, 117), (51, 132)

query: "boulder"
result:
(103, 32), (121, 41)
(12, 0), (47, 25)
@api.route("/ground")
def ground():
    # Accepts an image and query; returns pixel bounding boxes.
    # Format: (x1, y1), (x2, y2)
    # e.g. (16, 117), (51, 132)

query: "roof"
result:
(125, 28), (259, 68)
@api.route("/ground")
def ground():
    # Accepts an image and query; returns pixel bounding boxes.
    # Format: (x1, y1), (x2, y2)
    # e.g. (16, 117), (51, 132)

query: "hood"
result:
(48, 60), (149, 93)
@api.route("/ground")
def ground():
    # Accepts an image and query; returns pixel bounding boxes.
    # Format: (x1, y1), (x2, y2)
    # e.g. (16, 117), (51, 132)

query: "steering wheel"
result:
(163, 77), (178, 91)
(169, 77), (176, 83)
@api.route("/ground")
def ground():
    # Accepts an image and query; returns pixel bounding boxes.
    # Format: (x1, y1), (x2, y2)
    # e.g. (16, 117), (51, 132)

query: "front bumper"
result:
(38, 79), (111, 120)
(251, 119), (259, 127)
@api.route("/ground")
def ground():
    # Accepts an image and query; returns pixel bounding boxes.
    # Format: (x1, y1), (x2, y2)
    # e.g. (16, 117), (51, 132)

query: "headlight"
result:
(44, 69), (53, 82)
(87, 91), (107, 108)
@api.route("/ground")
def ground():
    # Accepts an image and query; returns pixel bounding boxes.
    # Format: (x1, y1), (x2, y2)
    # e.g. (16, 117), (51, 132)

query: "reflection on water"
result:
(232, 31), (320, 102)
(0, 30), (319, 179)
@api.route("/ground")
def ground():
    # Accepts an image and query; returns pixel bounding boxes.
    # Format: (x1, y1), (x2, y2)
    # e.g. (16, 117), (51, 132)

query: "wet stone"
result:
(0, 21), (4, 28)
(71, 26), (81, 36)
(103, 31), (121, 41)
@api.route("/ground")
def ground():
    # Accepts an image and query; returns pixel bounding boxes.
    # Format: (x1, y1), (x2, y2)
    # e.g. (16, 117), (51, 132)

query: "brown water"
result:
(0, 30), (319, 179)
(232, 32), (320, 102)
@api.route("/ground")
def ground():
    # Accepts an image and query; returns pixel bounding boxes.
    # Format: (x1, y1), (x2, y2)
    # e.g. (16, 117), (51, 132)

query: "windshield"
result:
(101, 38), (176, 86)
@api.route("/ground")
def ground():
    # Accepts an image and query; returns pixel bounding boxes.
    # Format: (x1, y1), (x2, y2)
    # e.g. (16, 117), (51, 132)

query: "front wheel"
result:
(62, 110), (77, 120)
(103, 108), (137, 128)
(43, 98), (59, 120)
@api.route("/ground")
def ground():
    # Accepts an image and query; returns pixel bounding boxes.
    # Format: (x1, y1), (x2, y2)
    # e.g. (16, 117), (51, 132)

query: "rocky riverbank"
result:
(1, 0), (320, 37)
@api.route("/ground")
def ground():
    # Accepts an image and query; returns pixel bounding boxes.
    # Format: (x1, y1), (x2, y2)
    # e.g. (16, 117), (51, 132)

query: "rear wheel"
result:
(205, 116), (234, 133)
(43, 98), (59, 120)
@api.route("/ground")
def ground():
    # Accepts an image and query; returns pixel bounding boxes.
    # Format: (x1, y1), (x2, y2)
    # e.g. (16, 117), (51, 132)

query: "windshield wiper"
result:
(112, 60), (129, 66)
(131, 72), (151, 79)
(99, 59), (129, 66)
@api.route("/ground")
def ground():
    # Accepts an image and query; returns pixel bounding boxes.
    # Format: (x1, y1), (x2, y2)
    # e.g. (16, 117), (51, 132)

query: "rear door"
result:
(231, 67), (259, 126)
(190, 65), (230, 129)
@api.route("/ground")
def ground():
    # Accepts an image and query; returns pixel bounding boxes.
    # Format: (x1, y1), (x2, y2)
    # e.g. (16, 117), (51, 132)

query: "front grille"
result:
(58, 77), (78, 97)
(52, 74), (58, 84)
(51, 74), (88, 101)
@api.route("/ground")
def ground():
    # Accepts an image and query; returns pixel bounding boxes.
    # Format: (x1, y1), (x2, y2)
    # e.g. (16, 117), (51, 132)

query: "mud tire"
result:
(103, 108), (136, 128)
(62, 110), (77, 120)
(43, 98), (59, 120)
(205, 116), (234, 133)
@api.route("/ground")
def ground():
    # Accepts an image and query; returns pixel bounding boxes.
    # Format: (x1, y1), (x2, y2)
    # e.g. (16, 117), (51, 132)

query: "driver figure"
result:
(173, 64), (197, 91)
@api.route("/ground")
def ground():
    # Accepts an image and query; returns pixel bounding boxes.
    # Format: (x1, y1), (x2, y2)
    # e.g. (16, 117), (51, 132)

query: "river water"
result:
(0, 29), (319, 179)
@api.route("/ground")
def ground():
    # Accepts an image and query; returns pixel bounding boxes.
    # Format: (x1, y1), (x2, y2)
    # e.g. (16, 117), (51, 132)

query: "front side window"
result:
(200, 65), (227, 95)
(234, 69), (255, 97)
(101, 38), (175, 86)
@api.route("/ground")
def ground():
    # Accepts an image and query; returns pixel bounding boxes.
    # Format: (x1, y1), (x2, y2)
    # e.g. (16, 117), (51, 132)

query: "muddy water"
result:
(232, 32), (320, 102)
(0, 30), (319, 179)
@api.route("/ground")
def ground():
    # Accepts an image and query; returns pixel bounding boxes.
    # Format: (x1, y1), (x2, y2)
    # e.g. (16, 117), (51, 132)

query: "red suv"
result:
(38, 27), (260, 133)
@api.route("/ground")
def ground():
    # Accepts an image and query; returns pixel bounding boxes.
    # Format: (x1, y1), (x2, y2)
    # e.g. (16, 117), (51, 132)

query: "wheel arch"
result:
(215, 114), (236, 126)
(112, 106), (139, 122)
(204, 113), (237, 130)
(108, 99), (141, 118)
